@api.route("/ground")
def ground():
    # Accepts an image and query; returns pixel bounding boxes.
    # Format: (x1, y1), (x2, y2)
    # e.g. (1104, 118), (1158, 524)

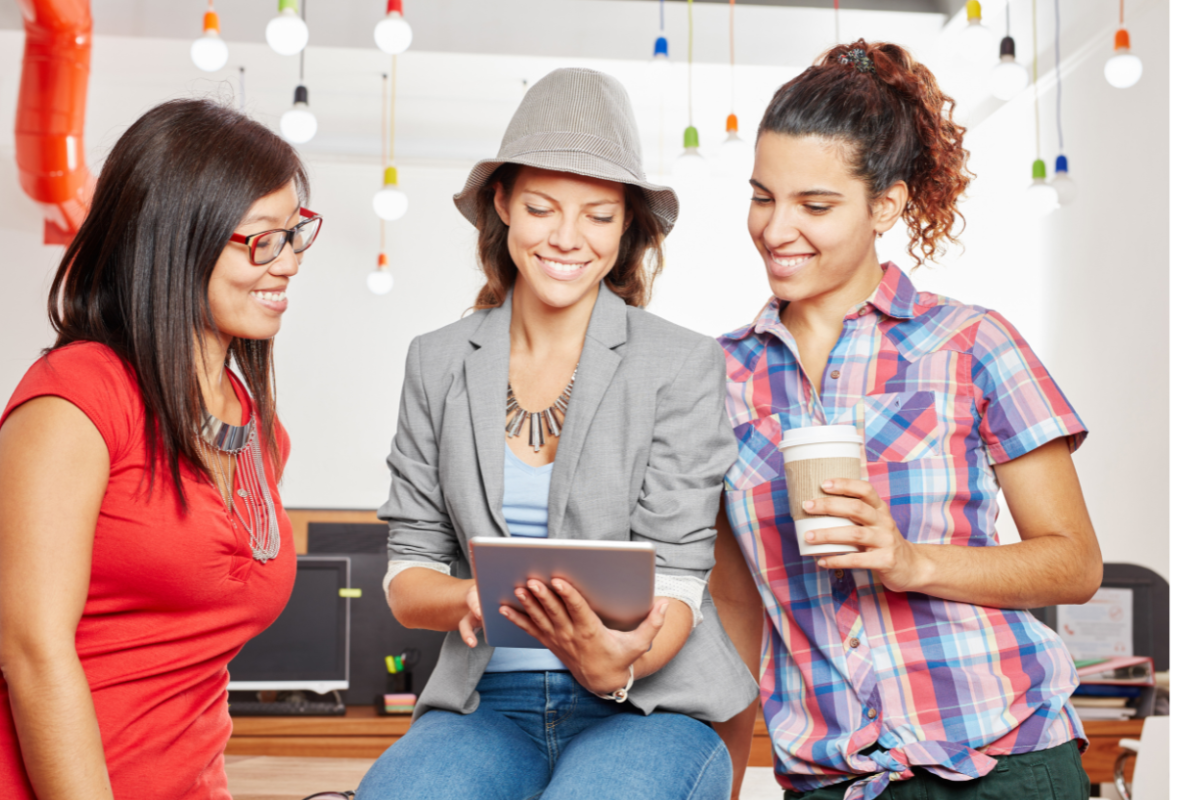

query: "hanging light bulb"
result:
(1105, 28), (1143, 88)
(375, 0), (413, 55)
(280, 85), (317, 144)
(1026, 159), (1059, 216)
(266, 0), (309, 56)
(373, 166), (409, 220)
(1050, 154), (1077, 206)
(956, 1), (996, 65)
(717, 114), (753, 181)
(367, 253), (395, 295)
(989, 35), (1028, 100)
(674, 126), (708, 181)
(651, 35), (669, 71)
(191, 4), (229, 72)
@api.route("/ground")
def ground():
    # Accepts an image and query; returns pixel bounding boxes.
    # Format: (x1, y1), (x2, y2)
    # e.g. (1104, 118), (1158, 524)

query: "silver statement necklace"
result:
(197, 412), (281, 563)
(505, 368), (576, 453)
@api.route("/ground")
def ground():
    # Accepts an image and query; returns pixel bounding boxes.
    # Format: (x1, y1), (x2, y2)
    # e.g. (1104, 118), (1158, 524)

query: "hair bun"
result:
(837, 48), (876, 74)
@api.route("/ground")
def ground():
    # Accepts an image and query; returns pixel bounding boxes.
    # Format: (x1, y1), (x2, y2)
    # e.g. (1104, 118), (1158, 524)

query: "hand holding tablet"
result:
(467, 537), (664, 696)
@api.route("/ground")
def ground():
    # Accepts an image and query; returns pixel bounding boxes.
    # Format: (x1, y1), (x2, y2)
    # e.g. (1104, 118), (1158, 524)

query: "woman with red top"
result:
(709, 42), (1102, 799)
(0, 99), (320, 799)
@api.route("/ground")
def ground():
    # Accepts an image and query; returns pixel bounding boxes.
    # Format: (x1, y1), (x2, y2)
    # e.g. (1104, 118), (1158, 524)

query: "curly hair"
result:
(759, 40), (972, 267)
(471, 164), (665, 310)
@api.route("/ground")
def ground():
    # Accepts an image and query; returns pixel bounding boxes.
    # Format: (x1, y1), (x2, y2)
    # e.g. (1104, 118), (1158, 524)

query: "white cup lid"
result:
(780, 424), (861, 448)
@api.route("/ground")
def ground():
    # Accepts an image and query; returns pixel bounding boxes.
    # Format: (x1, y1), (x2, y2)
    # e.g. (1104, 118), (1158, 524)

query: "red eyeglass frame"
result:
(229, 207), (323, 266)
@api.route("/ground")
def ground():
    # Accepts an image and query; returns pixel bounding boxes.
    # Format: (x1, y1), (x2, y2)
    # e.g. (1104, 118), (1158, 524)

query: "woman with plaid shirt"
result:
(710, 41), (1101, 800)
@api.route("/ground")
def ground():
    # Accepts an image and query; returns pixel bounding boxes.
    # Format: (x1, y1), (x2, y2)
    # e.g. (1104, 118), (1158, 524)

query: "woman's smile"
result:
(536, 254), (592, 281)
(250, 286), (288, 313)
(766, 250), (815, 279)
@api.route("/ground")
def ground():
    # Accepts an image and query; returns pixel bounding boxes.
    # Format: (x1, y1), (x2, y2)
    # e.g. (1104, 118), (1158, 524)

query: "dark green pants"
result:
(782, 741), (1089, 800)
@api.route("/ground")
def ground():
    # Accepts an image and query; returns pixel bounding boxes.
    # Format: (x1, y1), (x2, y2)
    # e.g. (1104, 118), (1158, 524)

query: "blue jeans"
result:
(356, 671), (732, 800)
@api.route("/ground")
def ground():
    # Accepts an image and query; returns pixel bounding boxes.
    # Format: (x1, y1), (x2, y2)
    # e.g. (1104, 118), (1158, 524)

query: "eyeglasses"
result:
(229, 208), (323, 266)
(301, 792), (354, 800)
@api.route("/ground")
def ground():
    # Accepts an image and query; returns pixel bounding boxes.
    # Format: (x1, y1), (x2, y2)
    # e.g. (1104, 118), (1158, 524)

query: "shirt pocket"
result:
(859, 390), (958, 463)
(726, 413), (784, 491)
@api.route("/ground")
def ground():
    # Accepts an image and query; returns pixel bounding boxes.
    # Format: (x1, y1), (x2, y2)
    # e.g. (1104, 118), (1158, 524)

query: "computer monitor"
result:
(227, 555), (351, 695)
(306, 522), (445, 703)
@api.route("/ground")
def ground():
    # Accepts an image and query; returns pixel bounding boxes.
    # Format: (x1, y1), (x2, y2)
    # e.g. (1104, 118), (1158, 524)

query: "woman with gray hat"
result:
(356, 68), (758, 799)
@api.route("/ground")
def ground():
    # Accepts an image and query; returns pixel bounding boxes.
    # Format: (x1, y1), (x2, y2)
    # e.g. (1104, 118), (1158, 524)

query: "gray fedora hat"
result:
(453, 68), (679, 235)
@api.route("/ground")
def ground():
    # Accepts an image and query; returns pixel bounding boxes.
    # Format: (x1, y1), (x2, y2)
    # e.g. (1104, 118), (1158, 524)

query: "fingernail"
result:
(817, 559), (826, 568)
(500, 607), (510, 617)
(803, 500), (814, 511)
(553, 581), (565, 592)
(515, 589), (526, 600)
(822, 480), (833, 489)
(805, 531), (815, 542)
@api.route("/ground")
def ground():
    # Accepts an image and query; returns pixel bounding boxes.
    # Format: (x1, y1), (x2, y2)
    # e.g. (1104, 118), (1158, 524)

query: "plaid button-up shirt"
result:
(718, 264), (1088, 800)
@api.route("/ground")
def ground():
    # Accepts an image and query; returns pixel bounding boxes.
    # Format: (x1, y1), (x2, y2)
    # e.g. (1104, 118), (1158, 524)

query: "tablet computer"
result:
(468, 537), (656, 649)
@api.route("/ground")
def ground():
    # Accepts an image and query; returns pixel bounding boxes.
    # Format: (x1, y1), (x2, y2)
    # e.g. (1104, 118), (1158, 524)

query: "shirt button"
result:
(830, 370), (841, 379)
(867, 708), (878, 719)
(858, 306), (870, 316)
(834, 569), (845, 579)
(889, 772), (902, 781)
(847, 637), (860, 649)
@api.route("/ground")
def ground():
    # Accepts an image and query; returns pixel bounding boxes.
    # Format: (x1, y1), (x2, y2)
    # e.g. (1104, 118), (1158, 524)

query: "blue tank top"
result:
(484, 446), (568, 673)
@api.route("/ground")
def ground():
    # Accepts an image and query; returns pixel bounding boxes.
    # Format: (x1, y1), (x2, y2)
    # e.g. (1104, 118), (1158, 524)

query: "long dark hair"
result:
(759, 40), (972, 266)
(47, 98), (309, 504)
(471, 164), (665, 310)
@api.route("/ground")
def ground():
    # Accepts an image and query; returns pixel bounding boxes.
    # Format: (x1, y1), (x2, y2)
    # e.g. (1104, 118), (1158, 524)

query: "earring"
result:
(875, 231), (883, 239)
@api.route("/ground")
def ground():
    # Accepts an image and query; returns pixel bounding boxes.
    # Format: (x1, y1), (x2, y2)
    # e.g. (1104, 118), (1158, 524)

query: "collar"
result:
(726, 262), (919, 342)
(867, 261), (919, 320)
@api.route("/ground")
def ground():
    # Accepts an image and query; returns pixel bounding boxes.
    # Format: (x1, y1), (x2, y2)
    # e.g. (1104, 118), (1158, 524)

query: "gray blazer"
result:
(380, 284), (759, 722)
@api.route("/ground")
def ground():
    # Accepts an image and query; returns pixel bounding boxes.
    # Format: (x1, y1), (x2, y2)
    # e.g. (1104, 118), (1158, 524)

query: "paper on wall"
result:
(1055, 587), (1135, 660)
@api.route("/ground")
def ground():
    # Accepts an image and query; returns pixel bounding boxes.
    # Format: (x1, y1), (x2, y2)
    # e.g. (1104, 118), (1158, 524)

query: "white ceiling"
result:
(2, 1), (962, 54)
(0, 0), (1160, 166)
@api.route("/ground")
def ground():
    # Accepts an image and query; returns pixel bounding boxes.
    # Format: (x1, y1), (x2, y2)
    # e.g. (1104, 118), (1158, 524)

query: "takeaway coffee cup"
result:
(780, 425), (863, 557)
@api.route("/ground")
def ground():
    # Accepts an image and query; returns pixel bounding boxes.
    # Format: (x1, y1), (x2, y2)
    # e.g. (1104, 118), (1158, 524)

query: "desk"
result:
(228, 708), (1141, 786)
(227, 706), (411, 758)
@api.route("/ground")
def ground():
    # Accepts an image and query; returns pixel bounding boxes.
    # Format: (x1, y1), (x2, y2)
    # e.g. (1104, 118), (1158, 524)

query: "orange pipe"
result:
(14, 0), (94, 245)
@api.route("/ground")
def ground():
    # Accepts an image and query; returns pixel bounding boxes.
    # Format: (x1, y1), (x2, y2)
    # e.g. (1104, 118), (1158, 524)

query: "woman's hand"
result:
(501, 579), (669, 695)
(457, 584), (484, 648)
(801, 478), (932, 594)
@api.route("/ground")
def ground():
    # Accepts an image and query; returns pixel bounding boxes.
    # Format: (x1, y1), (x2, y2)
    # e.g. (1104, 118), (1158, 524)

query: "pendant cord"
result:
(834, 0), (840, 44)
(1054, 0), (1064, 153)
(687, 0), (694, 127)
(1032, 0), (1041, 160)
(299, 0), (306, 83)
(238, 66), (245, 112)
(1120, 0), (1125, 26)
(660, 0), (665, 31)
(729, 0), (735, 113)
(389, 55), (397, 165)
(1006, 1), (1011, 36)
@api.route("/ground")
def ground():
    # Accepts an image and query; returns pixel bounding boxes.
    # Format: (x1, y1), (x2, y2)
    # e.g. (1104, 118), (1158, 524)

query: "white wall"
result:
(913, 0), (1170, 582)
(0, 0), (1169, 583)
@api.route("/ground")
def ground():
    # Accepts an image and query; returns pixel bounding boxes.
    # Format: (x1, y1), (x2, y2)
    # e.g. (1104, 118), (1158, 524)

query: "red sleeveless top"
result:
(0, 342), (295, 799)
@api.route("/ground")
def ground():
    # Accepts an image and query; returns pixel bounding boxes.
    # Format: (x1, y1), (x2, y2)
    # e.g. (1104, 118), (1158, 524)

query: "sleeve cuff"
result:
(654, 573), (707, 629)
(383, 559), (452, 596)
(985, 416), (1089, 465)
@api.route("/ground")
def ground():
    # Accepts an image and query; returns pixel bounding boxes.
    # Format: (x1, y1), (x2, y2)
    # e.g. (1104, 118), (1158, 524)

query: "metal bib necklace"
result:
(505, 368), (576, 453)
(197, 412), (281, 563)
